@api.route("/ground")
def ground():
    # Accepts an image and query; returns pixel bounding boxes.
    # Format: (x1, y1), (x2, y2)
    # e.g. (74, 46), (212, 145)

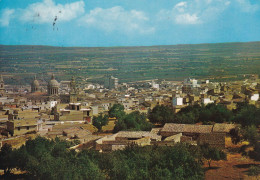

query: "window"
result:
(27, 126), (29, 130)
(18, 127), (20, 131)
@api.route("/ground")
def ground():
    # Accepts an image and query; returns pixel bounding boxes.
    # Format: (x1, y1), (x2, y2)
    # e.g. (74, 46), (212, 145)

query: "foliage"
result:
(242, 125), (258, 145)
(12, 137), (105, 179)
(108, 104), (125, 119)
(200, 144), (226, 168)
(92, 114), (109, 132)
(229, 127), (242, 144)
(0, 137), (205, 179)
(148, 105), (175, 124)
(199, 104), (233, 124)
(175, 105), (201, 124)
(248, 142), (260, 161)
(247, 165), (260, 176)
(232, 104), (260, 127)
(100, 143), (204, 180)
(113, 111), (153, 133)
(0, 143), (15, 175)
(230, 125), (260, 161)
(149, 104), (233, 125)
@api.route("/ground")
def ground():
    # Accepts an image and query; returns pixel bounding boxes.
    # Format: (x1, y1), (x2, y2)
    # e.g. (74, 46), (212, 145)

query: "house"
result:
(160, 123), (234, 148)
(6, 118), (37, 136)
(160, 123), (213, 138)
(197, 133), (226, 148)
(95, 131), (162, 152)
(6, 109), (39, 136)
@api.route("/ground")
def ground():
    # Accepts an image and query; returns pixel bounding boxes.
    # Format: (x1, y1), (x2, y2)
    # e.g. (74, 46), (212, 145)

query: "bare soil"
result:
(204, 137), (260, 180)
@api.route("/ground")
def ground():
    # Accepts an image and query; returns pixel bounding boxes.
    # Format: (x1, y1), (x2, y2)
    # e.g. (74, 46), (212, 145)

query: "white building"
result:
(49, 101), (58, 108)
(151, 81), (160, 90)
(202, 98), (214, 105)
(172, 97), (183, 106)
(184, 78), (200, 88)
(250, 94), (259, 101)
(105, 76), (118, 90)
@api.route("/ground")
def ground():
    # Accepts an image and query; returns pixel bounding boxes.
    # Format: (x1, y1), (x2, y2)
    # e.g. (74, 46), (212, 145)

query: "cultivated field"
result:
(0, 42), (260, 84)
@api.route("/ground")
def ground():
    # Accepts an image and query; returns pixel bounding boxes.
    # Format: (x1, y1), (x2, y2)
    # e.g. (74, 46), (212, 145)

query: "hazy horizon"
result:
(0, 40), (259, 48)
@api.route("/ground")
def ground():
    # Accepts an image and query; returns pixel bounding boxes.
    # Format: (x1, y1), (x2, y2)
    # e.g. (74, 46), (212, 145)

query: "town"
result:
(0, 73), (259, 148)
(1, 72), (260, 179)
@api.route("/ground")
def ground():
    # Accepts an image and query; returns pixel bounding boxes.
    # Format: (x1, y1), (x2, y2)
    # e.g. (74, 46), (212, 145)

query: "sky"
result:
(0, 0), (260, 47)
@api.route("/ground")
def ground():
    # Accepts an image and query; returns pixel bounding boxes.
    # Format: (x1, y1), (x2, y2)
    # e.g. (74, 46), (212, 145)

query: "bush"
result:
(248, 165), (260, 176)
(200, 144), (227, 168)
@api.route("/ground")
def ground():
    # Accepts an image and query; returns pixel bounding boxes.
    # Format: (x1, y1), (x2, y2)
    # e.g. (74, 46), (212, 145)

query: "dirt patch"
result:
(205, 137), (260, 180)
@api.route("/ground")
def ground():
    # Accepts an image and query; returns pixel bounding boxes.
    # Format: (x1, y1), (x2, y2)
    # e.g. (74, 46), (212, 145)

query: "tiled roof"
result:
(212, 123), (236, 133)
(116, 131), (161, 141)
(161, 123), (213, 134)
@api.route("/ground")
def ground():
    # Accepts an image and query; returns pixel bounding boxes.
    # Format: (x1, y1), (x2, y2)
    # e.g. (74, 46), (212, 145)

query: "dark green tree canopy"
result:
(0, 143), (15, 175)
(0, 137), (204, 180)
(200, 143), (227, 168)
(108, 103), (125, 119)
(148, 105), (175, 124)
(92, 114), (109, 132)
(232, 104), (260, 127)
(199, 104), (233, 124)
(113, 111), (153, 133)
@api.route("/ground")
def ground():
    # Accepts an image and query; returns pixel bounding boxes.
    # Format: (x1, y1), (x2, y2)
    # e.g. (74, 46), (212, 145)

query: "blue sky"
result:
(0, 0), (260, 47)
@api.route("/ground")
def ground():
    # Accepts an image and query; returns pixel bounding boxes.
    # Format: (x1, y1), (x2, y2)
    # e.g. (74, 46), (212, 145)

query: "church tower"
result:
(31, 75), (40, 93)
(0, 74), (5, 96)
(48, 74), (59, 96)
(69, 76), (77, 103)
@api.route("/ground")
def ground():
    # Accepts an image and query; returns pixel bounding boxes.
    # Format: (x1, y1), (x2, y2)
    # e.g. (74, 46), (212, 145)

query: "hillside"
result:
(0, 42), (260, 84)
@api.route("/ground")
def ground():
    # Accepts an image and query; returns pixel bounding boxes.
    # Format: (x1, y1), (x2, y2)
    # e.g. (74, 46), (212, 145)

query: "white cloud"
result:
(174, 2), (187, 13)
(158, 0), (231, 25)
(175, 13), (201, 24)
(20, 0), (85, 24)
(236, 0), (259, 13)
(0, 8), (15, 26)
(80, 6), (155, 34)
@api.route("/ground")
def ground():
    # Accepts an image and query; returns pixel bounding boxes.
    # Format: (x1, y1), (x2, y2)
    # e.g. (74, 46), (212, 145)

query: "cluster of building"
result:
(0, 73), (259, 149)
(95, 123), (235, 152)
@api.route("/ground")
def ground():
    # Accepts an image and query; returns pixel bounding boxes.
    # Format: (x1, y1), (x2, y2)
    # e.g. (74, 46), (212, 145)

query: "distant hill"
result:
(0, 41), (260, 84)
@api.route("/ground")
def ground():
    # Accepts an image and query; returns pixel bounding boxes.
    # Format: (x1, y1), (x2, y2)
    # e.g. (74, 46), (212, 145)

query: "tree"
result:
(0, 143), (15, 175)
(233, 105), (260, 127)
(13, 137), (105, 179)
(148, 105), (175, 124)
(113, 111), (153, 133)
(175, 105), (201, 124)
(104, 144), (204, 180)
(92, 114), (109, 132)
(229, 127), (241, 144)
(6, 136), (206, 179)
(243, 125), (258, 145)
(200, 144), (226, 168)
(199, 104), (232, 124)
(108, 104), (125, 119)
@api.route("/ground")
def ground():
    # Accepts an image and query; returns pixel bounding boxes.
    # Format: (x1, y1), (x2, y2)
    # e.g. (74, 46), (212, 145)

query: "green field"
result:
(0, 42), (260, 84)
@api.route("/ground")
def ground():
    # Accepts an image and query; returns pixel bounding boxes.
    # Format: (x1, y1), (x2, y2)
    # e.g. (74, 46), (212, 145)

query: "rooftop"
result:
(161, 123), (213, 134)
